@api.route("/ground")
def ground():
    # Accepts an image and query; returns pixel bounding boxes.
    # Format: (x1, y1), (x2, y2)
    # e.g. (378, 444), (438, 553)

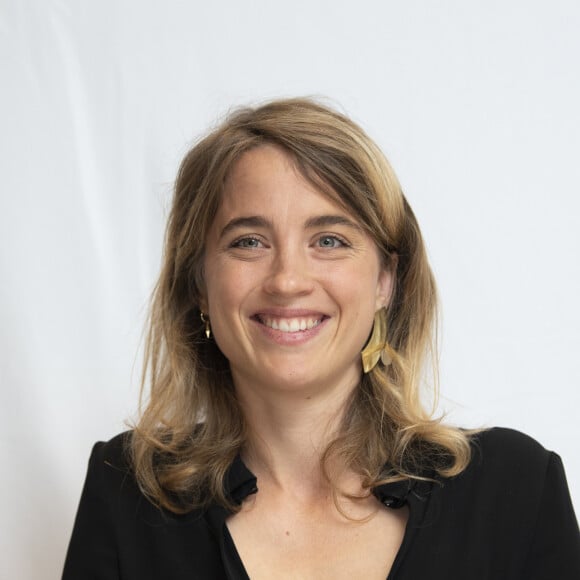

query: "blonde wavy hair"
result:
(131, 97), (472, 513)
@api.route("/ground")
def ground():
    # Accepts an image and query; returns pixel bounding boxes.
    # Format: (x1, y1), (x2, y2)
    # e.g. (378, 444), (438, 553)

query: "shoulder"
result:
(431, 428), (580, 576)
(88, 430), (133, 474)
(470, 426), (551, 470)
(447, 427), (558, 508)
(431, 428), (565, 536)
(78, 431), (181, 523)
(473, 426), (547, 452)
(467, 426), (552, 479)
(80, 431), (139, 505)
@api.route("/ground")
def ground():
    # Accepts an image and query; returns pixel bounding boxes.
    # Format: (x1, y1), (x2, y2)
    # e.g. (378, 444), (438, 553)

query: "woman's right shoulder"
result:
(84, 430), (135, 484)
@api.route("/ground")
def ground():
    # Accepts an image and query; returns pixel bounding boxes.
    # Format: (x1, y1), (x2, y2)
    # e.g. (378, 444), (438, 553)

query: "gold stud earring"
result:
(200, 312), (211, 339)
(361, 309), (393, 373)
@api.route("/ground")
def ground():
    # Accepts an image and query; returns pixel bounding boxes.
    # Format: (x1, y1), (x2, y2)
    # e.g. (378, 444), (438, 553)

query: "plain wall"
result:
(1, 1), (579, 578)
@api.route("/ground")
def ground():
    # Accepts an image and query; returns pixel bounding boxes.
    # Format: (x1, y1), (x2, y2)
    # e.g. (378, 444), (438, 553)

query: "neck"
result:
(234, 376), (358, 497)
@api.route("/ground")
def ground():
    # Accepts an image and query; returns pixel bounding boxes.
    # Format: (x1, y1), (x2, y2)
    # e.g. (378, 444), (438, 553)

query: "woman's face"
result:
(202, 145), (393, 399)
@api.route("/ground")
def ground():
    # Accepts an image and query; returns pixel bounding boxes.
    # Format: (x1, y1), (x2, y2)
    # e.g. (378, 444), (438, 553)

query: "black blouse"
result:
(62, 428), (580, 579)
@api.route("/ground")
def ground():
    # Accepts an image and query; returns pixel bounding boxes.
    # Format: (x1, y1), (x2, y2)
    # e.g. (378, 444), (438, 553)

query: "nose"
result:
(262, 247), (315, 298)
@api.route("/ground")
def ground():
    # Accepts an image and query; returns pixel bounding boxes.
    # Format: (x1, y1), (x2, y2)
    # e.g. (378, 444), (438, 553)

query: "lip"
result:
(250, 308), (329, 345)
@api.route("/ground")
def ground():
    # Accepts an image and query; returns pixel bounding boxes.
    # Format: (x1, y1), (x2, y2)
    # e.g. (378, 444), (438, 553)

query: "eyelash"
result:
(316, 234), (350, 249)
(230, 236), (264, 249)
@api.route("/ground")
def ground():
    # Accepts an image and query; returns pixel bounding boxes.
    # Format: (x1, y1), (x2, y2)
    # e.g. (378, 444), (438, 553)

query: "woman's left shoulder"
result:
(449, 428), (580, 577)
(471, 426), (551, 464)
(459, 427), (564, 498)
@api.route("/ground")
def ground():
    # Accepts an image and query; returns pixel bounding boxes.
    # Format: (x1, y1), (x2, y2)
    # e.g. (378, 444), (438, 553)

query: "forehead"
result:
(217, 145), (351, 221)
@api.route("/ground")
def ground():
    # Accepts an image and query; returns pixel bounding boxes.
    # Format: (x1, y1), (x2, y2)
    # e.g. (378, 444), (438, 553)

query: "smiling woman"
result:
(203, 145), (392, 396)
(62, 99), (580, 579)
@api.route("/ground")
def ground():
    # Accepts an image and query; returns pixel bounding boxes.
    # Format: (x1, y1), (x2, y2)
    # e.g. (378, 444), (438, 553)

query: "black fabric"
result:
(62, 428), (580, 579)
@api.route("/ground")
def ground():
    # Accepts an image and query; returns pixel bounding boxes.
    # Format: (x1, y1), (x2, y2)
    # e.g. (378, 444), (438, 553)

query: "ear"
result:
(198, 294), (208, 314)
(375, 255), (398, 311)
(196, 268), (209, 314)
(197, 280), (209, 314)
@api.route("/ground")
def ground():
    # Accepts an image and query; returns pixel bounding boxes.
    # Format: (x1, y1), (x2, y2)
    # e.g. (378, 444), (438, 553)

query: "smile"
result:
(256, 316), (324, 333)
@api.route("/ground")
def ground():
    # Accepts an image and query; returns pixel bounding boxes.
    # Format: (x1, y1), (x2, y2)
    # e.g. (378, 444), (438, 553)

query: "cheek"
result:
(204, 262), (250, 324)
(206, 279), (235, 315)
(345, 263), (383, 301)
(204, 280), (240, 362)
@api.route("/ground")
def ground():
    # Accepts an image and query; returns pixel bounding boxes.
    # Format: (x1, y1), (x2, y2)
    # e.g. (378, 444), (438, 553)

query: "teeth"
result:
(260, 316), (322, 333)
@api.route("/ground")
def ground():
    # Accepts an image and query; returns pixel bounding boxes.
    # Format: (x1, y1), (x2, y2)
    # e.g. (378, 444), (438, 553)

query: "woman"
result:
(63, 98), (580, 579)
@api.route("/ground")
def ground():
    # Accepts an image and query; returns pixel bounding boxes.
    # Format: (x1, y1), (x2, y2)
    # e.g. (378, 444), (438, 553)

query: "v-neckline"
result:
(208, 455), (436, 579)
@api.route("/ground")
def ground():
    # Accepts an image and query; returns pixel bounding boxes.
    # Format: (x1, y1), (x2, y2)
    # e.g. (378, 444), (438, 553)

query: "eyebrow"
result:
(304, 215), (362, 230)
(219, 214), (362, 239)
(219, 216), (271, 238)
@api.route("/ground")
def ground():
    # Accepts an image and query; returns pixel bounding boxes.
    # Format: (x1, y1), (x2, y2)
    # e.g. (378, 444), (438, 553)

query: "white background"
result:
(1, 1), (579, 578)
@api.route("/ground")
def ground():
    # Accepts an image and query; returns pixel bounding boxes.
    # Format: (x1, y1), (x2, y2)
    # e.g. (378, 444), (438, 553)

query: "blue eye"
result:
(317, 235), (346, 248)
(232, 237), (262, 248)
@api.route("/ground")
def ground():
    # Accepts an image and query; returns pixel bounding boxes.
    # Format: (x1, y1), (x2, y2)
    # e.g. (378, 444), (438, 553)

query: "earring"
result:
(200, 312), (211, 339)
(361, 309), (393, 373)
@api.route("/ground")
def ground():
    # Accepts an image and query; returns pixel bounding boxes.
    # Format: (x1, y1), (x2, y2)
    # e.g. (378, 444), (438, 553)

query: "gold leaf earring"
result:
(200, 312), (211, 339)
(361, 309), (393, 373)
